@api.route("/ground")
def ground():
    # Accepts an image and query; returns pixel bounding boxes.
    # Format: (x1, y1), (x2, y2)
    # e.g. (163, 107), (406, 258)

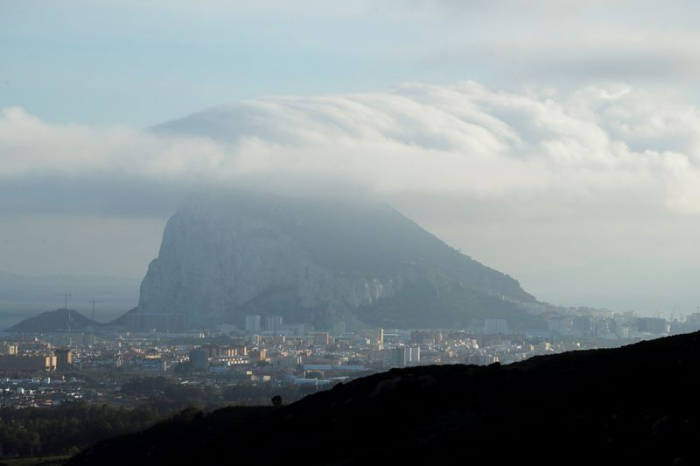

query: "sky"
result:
(2, 0), (700, 315)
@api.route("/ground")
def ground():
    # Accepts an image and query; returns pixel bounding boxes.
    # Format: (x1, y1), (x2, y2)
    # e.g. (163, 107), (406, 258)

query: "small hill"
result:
(6, 308), (99, 333)
(69, 331), (700, 465)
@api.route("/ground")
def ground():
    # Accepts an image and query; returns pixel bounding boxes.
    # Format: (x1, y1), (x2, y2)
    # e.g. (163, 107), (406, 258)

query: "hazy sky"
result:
(2, 0), (700, 314)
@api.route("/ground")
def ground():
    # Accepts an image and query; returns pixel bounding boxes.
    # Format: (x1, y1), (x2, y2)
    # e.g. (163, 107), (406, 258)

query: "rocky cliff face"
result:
(136, 191), (538, 330)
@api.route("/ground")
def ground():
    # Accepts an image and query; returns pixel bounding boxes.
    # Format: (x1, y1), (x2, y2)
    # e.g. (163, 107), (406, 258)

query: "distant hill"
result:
(69, 331), (700, 465)
(133, 190), (541, 330)
(6, 308), (99, 332)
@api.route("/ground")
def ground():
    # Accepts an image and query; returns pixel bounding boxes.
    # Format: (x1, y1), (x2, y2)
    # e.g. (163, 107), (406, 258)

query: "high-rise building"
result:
(0, 355), (56, 372)
(264, 315), (283, 332)
(392, 346), (421, 367)
(331, 321), (346, 336)
(363, 328), (384, 347)
(0, 342), (18, 356)
(573, 316), (592, 335)
(407, 346), (420, 365)
(637, 317), (667, 334)
(245, 315), (262, 333)
(189, 349), (209, 370)
(249, 349), (267, 361)
(392, 347), (406, 367)
(314, 332), (331, 347)
(55, 348), (73, 372)
(484, 319), (508, 335)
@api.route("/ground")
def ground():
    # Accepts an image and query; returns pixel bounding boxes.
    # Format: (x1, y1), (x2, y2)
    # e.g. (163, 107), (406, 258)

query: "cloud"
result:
(4, 80), (700, 311)
(3, 81), (700, 218)
(389, 1), (700, 85)
(0, 107), (227, 179)
(436, 35), (700, 83)
(156, 81), (700, 216)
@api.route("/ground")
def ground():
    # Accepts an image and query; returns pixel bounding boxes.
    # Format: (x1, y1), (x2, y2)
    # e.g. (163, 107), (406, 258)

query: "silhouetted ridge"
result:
(70, 331), (700, 465)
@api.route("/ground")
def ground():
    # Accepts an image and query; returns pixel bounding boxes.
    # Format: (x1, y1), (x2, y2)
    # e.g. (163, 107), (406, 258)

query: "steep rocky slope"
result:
(134, 191), (538, 330)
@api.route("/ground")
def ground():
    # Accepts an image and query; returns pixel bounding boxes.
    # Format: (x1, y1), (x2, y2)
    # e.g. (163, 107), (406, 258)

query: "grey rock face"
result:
(136, 192), (538, 330)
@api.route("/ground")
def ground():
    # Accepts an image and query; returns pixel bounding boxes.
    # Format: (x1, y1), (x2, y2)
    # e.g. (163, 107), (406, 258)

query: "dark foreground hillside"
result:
(70, 332), (700, 465)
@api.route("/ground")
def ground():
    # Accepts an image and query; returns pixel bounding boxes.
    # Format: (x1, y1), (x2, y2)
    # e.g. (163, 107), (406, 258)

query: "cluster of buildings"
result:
(0, 305), (697, 408)
(520, 302), (700, 340)
(0, 340), (73, 374)
(0, 376), (83, 408)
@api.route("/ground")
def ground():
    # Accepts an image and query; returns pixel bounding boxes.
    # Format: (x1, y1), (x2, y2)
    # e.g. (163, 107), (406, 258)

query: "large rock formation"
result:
(134, 191), (539, 330)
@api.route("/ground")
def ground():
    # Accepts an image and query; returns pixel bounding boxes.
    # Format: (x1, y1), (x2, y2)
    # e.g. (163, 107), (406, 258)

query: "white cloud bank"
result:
(3, 81), (700, 216)
(4, 80), (700, 311)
